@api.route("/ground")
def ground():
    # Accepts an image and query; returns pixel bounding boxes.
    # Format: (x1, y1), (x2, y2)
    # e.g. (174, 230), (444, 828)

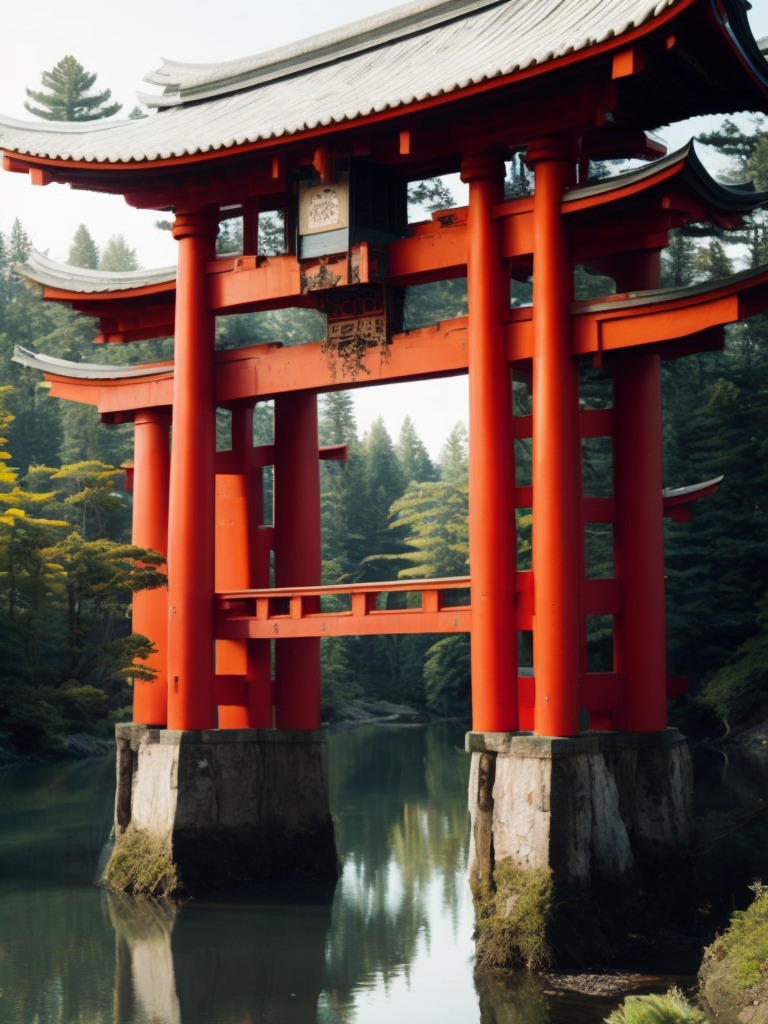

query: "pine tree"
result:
(359, 418), (406, 580)
(25, 56), (121, 121)
(8, 219), (31, 265)
(388, 478), (468, 580)
(396, 416), (436, 484)
(692, 238), (733, 282)
(319, 391), (357, 446)
(99, 235), (138, 272)
(439, 423), (469, 485)
(68, 224), (99, 269)
(661, 230), (698, 288)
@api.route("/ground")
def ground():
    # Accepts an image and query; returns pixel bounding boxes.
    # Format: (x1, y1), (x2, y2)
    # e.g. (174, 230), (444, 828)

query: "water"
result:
(0, 724), (692, 1024)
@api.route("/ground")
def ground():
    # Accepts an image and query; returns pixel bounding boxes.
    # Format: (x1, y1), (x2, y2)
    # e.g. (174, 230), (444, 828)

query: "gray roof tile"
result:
(0, 0), (680, 164)
(15, 251), (176, 293)
(0, 0), (764, 167)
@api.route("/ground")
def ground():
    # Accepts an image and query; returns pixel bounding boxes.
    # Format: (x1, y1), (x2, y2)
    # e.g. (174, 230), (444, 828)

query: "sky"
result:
(1, 0), (767, 457)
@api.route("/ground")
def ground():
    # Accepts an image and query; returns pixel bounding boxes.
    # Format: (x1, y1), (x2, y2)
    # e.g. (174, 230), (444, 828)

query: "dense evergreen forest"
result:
(2, 114), (768, 752)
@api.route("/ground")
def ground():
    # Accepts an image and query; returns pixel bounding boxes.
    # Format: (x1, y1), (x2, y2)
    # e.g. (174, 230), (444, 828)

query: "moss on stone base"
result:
(472, 856), (707, 972)
(101, 821), (339, 901)
(101, 827), (179, 899)
(472, 863), (555, 971)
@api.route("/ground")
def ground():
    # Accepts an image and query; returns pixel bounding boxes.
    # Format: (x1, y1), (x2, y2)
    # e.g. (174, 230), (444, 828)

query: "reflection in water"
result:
(108, 890), (334, 1024)
(323, 724), (473, 1019)
(0, 758), (116, 1024)
(2, 722), (744, 1023)
(109, 895), (180, 1024)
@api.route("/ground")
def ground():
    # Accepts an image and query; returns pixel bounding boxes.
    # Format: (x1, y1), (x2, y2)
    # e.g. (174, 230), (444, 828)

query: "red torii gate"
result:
(14, 142), (768, 735)
(4, 0), (768, 902)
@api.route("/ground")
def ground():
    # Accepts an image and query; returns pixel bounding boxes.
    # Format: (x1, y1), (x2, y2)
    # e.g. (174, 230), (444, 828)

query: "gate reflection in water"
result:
(3, 722), (690, 1023)
(0, 724), (483, 1024)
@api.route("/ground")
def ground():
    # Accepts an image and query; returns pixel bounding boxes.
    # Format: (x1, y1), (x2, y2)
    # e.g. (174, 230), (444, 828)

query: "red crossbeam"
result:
(216, 576), (472, 639)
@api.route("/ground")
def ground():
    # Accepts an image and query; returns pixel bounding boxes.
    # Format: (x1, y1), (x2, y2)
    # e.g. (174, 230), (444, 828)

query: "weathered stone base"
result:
(466, 729), (693, 969)
(102, 725), (339, 898)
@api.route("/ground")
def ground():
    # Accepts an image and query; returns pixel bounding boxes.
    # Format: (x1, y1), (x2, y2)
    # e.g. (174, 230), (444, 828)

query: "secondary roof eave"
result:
(12, 345), (174, 380)
(15, 250), (177, 295)
(13, 144), (765, 320)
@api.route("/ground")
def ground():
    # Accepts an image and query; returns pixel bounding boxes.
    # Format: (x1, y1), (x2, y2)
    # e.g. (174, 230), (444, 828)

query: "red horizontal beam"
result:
(216, 576), (472, 638)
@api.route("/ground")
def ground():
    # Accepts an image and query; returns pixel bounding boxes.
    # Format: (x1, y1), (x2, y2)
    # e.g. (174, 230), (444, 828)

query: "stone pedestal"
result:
(466, 729), (693, 968)
(102, 725), (338, 898)
(467, 729), (692, 885)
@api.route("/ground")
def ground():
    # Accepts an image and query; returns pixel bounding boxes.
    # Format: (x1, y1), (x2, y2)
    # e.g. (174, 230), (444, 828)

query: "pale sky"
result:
(1, 0), (767, 456)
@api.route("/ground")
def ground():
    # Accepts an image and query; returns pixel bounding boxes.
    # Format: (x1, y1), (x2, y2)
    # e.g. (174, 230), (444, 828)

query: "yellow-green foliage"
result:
(473, 863), (554, 971)
(101, 828), (179, 899)
(604, 988), (705, 1024)
(701, 882), (768, 1006)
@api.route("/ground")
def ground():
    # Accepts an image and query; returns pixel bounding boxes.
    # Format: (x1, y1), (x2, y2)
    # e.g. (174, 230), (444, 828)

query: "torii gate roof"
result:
(1, 0), (766, 182)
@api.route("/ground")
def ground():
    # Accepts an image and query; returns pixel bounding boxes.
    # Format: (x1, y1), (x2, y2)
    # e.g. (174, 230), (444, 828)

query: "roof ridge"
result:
(138, 0), (521, 108)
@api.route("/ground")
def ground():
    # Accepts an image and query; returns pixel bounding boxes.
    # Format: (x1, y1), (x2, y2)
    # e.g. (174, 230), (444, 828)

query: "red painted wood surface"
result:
(462, 152), (518, 732)
(166, 211), (218, 731)
(131, 409), (170, 726)
(528, 140), (582, 737)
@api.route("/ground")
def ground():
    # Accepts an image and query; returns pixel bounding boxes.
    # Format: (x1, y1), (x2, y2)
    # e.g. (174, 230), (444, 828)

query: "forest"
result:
(1, 107), (768, 753)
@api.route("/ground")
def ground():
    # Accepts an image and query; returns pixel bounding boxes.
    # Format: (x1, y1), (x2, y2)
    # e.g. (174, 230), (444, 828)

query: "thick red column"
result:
(273, 391), (322, 730)
(528, 138), (581, 737)
(460, 152), (517, 733)
(612, 252), (667, 731)
(167, 210), (218, 731)
(131, 408), (170, 726)
(217, 404), (273, 729)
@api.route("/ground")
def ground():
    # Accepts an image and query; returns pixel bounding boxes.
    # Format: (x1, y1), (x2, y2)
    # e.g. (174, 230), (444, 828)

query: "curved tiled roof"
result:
(15, 251), (177, 294)
(565, 140), (768, 215)
(12, 345), (174, 380)
(4, 0), (763, 166)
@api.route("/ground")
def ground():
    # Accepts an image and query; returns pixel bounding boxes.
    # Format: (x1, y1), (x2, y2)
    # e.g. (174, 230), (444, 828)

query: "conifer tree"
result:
(25, 56), (121, 121)
(68, 224), (99, 269)
(396, 416), (437, 484)
(8, 219), (31, 265)
(359, 418), (406, 580)
(439, 423), (469, 485)
(99, 235), (139, 272)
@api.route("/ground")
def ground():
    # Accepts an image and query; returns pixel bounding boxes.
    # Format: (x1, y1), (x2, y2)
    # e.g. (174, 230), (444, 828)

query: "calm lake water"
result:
(0, 722), (707, 1024)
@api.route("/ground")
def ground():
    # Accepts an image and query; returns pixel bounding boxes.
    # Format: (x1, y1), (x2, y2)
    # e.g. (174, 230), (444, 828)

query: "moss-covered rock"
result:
(699, 882), (768, 1022)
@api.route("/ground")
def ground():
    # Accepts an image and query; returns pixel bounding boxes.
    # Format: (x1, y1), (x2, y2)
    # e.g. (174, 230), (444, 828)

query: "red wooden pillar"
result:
(167, 209), (218, 731)
(460, 152), (517, 733)
(131, 408), (170, 726)
(612, 252), (668, 731)
(217, 405), (273, 728)
(273, 391), (322, 730)
(527, 137), (581, 737)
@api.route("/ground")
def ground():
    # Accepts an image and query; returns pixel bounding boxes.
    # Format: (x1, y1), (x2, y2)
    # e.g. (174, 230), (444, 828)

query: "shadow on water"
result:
(2, 724), (765, 1022)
